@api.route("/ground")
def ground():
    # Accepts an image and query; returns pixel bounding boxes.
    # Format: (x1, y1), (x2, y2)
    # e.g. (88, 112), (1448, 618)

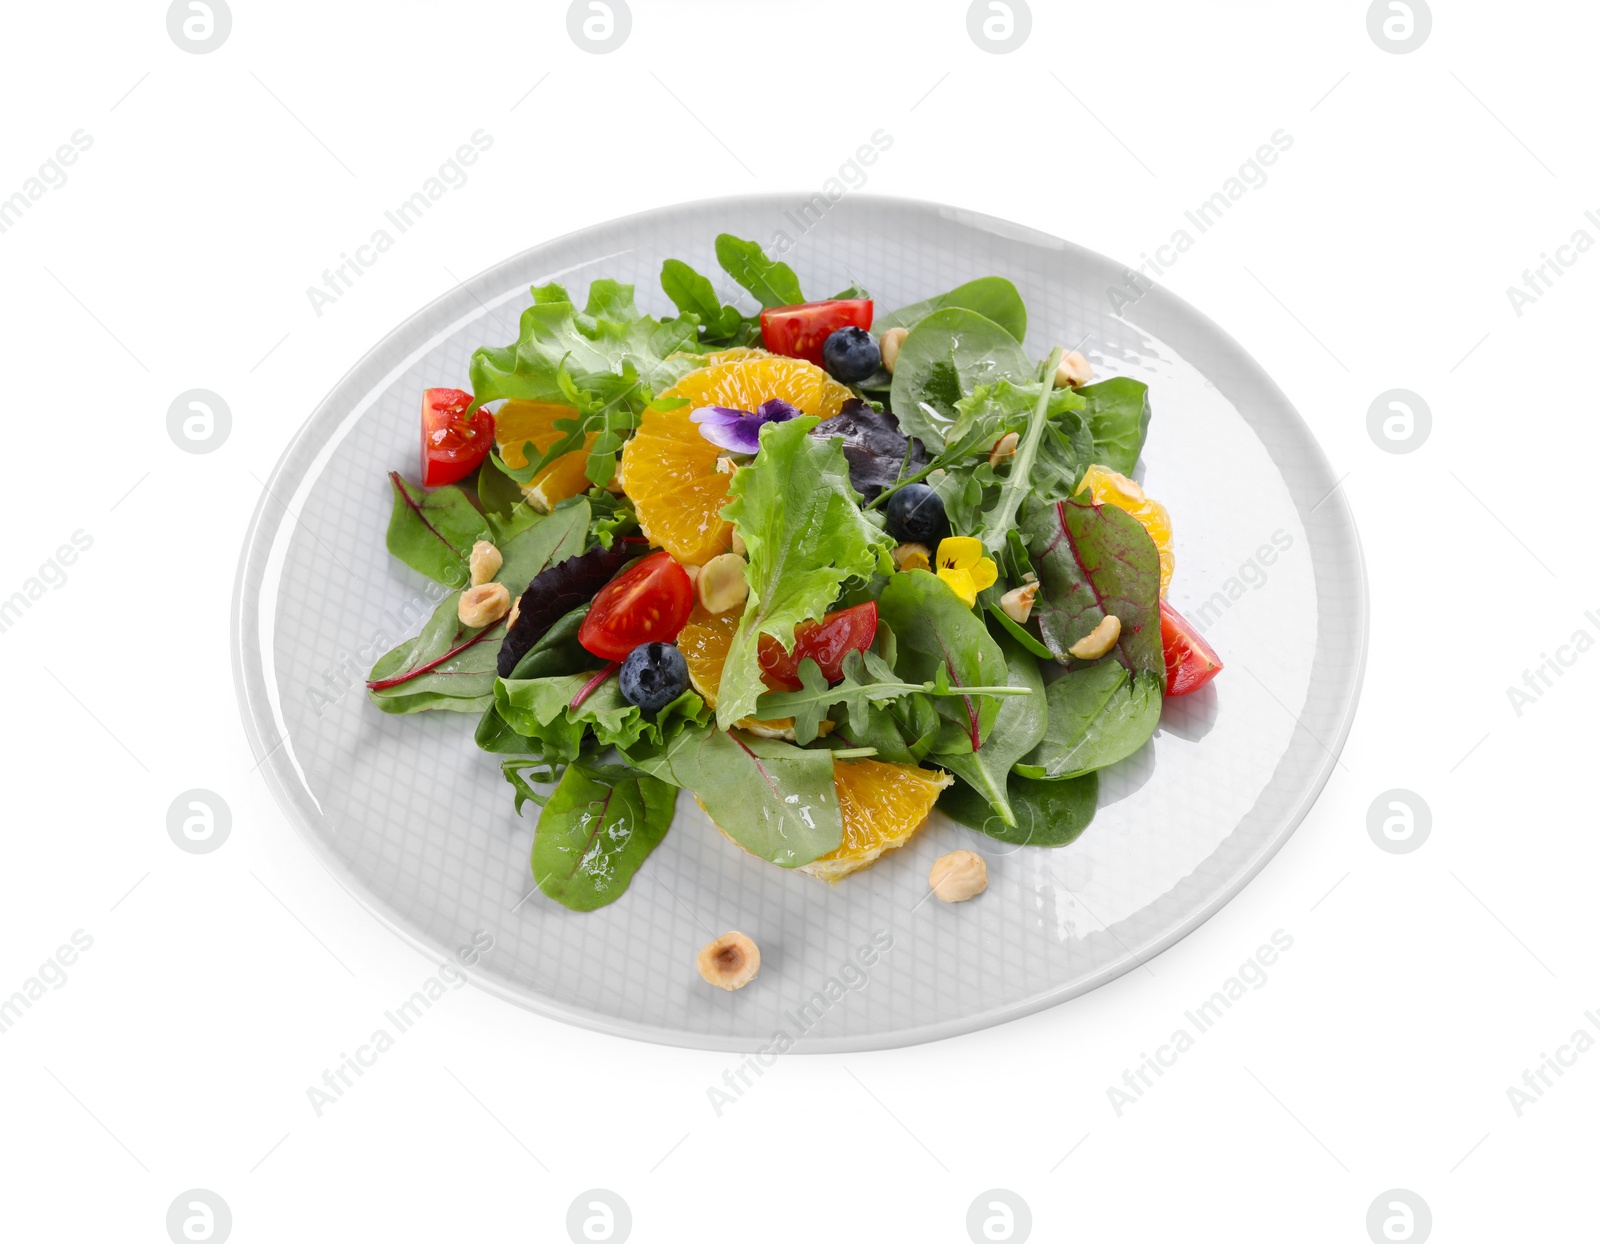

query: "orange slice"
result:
(800, 759), (953, 883)
(1076, 464), (1175, 596)
(618, 356), (853, 566)
(494, 400), (595, 514)
(678, 605), (818, 739)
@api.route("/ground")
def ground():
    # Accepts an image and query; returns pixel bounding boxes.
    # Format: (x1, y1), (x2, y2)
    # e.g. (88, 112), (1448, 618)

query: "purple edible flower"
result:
(690, 398), (802, 454)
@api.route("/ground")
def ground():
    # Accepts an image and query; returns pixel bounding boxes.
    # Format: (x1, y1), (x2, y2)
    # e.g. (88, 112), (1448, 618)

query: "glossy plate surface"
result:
(233, 195), (1365, 1052)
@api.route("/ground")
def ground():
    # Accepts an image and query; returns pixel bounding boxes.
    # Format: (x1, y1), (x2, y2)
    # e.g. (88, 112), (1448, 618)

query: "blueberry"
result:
(884, 483), (950, 548)
(618, 642), (690, 716)
(822, 327), (880, 384)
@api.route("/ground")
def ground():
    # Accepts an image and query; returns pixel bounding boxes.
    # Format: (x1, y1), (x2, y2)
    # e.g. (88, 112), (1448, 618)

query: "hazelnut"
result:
(1068, 614), (1121, 660)
(729, 527), (748, 557)
(698, 553), (749, 614)
(929, 850), (987, 902)
(506, 598), (521, 630)
(1053, 349), (1094, 389)
(999, 582), (1039, 624)
(469, 540), (502, 586)
(458, 582), (511, 629)
(892, 541), (931, 572)
(988, 431), (1019, 467)
(880, 326), (909, 373)
(696, 931), (760, 990)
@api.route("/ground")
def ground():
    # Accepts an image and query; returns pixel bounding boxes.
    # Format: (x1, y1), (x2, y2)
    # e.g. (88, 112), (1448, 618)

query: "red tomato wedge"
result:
(758, 602), (879, 690)
(421, 388), (495, 487)
(1160, 600), (1224, 696)
(759, 300), (873, 367)
(578, 551), (695, 661)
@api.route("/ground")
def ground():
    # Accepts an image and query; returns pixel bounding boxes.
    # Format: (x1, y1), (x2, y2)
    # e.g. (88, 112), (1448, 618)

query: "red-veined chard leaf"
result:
(531, 763), (678, 912)
(931, 633), (1047, 829)
(385, 471), (492, 588)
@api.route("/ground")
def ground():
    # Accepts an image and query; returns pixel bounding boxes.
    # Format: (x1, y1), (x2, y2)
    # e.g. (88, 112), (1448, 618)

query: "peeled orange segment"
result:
(678, 605), (818, 738)
(669, 346), (769, 367)
(494, 400), (595, 514)
(619, 357), (853, 565)
(1076, 464), (1174, 596)
(799, 760), (953, 883)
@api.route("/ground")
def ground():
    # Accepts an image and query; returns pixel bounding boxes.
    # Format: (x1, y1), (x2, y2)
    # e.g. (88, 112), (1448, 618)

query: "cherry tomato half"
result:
(759, 300), (874, 367)
(421, 387), (495, 488)
(578, 552), (695, 661)
(758, 602), (879, 690)
(1159, 599), (1224, 696)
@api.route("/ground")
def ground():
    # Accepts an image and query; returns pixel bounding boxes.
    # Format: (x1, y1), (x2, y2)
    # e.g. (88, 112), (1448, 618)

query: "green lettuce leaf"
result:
(715, 417), (893, 728)
(494, 672), (709, 763)
(530, 763), (678, 912)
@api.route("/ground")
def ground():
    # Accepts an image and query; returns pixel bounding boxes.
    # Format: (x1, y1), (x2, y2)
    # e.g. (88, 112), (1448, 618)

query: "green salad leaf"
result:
(828, 695), (942, 766)
(473, 456), (543, 543)
(888, 309), (1032, 451)
(940, 769), (1098, 846)
(367, 503), (590, 714)
(530, 763), (678, 911)
(1017, 665), (1163, 780)
(623, 724), (842, 868)
(660, 258), (748, 341)
(716, 417), (893, 728)
(931, 633), (1048, 828)
(714, 234), (804, 308)
(1077, 378), (1152, 476)
(875, 276), (1028, 343)
(385, 472), (491, 587)
(495, 672), (709, 763)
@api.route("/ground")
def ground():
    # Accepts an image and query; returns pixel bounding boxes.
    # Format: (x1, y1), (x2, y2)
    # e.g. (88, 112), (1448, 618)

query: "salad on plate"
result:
(365, 232), (1222, 986)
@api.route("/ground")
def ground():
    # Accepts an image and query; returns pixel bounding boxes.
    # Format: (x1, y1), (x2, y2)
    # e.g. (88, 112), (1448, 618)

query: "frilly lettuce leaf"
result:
(715, 417), (894, 728)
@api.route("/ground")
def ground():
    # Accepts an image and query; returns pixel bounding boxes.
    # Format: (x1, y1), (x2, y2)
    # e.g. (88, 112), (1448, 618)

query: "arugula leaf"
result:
(714, 234), (804, 308)
(939, 769), (1098, 846)
(1020, 496), (1163, 675)
(367, 504), (590, 714)
(876, 570), (1009, 752)
(931, 633), (1047, 828)
(756, 650), (1028, 746)
(887, 309), (1032, 451)
(468, 280), (701, 413)
(874, 276), (1028, 343)
(622, 723), (842, 867)
(716, 417), (892, 728)
(531, 763), (678, 911)
(828, 695), (942, 766)
(1017, 665), (1163, 780)
(660, 258), (746, 340)
(502, 757), (563, 815)
(385, 472), (491, 587)
(1077, 378), (1153, 476)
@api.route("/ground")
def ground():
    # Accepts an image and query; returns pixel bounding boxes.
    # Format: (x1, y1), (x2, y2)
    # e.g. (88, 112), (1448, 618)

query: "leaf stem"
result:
(979, 347), (1063, 554)
(569, 662), (620, 710)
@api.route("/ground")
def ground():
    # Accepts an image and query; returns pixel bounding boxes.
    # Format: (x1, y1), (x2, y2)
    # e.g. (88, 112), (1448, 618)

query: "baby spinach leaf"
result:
(939, 769), (1098, 846)
(385, 472), (491, 587)
(931, 633), (1048, 828)
(714, 234), (805, 308)
(888, 309), (1032, 451)
(468, 280), (700, 413)
(875, 277), (1028, 343)
(717, 417), (893, 728)
(622, 724), (842, 868)
(531, 763), (677, 911)
(1020, 496), (1163, 675)
(660, 258), (746, 340)
(876, 570), (1008, 752)
(367, 504), (590, 714)
(1017, 666), (1163, 780)
(1077, 378), (1152, 476)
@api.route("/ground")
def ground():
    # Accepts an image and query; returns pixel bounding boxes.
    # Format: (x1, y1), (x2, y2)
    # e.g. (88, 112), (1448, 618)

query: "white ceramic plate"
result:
(232, 195), (1366, 1052)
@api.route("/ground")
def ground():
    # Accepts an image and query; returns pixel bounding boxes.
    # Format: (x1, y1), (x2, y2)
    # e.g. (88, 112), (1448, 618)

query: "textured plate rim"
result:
(232, 192), (1368, 1053)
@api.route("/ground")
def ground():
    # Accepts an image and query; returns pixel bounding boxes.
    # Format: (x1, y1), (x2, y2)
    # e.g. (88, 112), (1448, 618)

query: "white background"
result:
(3, 1), (1596, 1240)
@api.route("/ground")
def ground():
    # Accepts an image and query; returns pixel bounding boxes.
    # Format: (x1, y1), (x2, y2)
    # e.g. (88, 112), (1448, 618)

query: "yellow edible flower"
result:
(934, 536), (998, 607)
